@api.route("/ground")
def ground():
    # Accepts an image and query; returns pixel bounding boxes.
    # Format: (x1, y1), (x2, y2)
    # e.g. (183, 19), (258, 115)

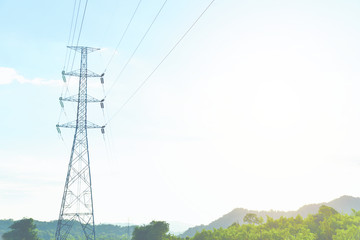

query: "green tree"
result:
(317, 205), (339, 221)
(243, 213), (260, 225)
(334, 225), (360, 240)
(132, 221), (169, 240)
(2, 218), (39, 240)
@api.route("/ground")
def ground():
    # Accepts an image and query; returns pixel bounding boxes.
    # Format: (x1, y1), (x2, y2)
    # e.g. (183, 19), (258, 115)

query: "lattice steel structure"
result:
(56, 46), (104, 240)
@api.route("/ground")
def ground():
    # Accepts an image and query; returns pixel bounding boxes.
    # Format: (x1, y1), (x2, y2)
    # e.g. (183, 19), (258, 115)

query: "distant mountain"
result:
(181, 195), (360, 238)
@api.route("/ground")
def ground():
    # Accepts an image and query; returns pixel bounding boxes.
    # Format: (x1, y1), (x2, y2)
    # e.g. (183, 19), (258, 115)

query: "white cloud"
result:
(0, 67), (61, 86)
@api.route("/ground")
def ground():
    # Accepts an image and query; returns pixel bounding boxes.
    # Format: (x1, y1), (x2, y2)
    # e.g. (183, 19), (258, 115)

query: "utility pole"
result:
(56, 46), (104, 240)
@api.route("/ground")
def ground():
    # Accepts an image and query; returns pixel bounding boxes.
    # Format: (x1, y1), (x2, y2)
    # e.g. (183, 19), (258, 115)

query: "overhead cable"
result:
(105, 0), (169, 97)
(60, 0), (89, 125)
(66, 0), (83, 71)
(104, 0), (143, 73)
(75, 0), (89, 47)
(69, 0), (89, 72)
(106, 0), (216, 125)
(59, 0), (79, 125)
(63, 0), (78, 70)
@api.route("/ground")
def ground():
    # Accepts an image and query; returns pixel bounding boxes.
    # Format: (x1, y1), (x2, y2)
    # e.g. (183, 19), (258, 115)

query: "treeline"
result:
(167, 205), (360, 240)
(0, 219), (134, 240)
(132, 205), (360, 240)
(3, 205), (360, 239)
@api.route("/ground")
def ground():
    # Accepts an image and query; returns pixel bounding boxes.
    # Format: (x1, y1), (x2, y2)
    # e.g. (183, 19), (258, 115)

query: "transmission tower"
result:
(56, 46), (105, 240)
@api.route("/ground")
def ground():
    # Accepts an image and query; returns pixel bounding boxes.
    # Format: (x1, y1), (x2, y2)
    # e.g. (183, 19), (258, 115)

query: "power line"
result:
(59, 0), (79, 127)
(63, 0), (78, 70)
(75, 0), (89, 47)
(59, 0), (90, 128)
(105, 0), (168, 97)
(104, 0), (143, 73)
(69, 0), (89, 72)
(66, 0), (83, 71)
(106, 0), (216, 125)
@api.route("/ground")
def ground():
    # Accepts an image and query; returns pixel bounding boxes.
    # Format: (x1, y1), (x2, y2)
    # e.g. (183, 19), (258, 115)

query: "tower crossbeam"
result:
(60, 95), (103, 103)
(57, 121), (103, 129)
(64, 69), (101, 78)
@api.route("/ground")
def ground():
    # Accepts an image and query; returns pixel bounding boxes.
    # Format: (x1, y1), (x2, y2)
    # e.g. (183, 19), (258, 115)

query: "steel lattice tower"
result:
(56, 46), (104, 240)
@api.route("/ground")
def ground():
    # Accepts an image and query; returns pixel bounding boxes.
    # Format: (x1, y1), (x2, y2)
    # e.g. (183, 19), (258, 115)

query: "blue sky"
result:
(1, 0), (360, 227)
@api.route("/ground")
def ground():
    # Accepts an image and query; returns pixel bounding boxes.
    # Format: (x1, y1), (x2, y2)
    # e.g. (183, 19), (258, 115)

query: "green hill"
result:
(181, 195), (360, 237)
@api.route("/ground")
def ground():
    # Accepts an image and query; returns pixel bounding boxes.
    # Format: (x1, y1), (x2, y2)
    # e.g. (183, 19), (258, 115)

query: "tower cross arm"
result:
(57, 121), (104, 129)
(87, 121), (104, 129)
(60, 95), (103, 103)
(67, 46), (100, 53)
(64, 69), (101, 78)
(57, 121), (77, 128)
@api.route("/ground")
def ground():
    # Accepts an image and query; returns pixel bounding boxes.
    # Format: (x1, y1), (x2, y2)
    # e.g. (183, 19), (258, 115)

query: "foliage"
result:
(132, 221), (169, 240)
(0, 220), (133, 240)
(181, 206), (360, 240)
(243, 213), (263, 225)
(3, 205), (360, 240)
(2, 218), (39, 240)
